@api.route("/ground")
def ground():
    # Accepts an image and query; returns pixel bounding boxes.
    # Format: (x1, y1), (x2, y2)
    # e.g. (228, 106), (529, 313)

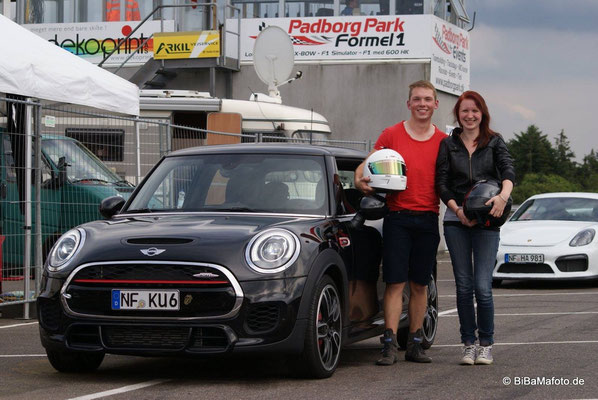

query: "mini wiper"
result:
(200, 207), (267, 213)
(126, 208), (155, 213)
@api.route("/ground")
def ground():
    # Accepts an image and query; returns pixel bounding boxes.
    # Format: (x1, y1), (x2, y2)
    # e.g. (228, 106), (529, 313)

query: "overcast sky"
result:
(465, 0), (598, 161)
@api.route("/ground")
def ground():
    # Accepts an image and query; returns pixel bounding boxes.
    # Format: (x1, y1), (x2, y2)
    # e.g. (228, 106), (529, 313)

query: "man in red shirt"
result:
(355, 80), (446, 365)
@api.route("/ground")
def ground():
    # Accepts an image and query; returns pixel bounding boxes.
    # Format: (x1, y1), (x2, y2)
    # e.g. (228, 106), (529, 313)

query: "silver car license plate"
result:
(505, 253), (544, 264)
(111, 289), (180, 310)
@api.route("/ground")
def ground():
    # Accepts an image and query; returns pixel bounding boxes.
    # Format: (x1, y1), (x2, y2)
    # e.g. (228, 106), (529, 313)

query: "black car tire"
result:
(397, 274), (438, 350)
(291, 275), (342, 379)
(46, 349), (105, 373)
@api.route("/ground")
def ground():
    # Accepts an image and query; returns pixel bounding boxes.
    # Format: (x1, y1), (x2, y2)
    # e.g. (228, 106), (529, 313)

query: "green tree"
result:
(577, 150), (598, 191)
(553, 129), (577, 180)
(506, 125), (556, 184)
(511, 173), (582, 204)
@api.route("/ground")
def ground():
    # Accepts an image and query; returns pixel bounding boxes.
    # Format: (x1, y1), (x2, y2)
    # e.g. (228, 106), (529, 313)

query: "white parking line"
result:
(0, 321), (38, 329)
(0, 354), (45, 357)
(438, 307), (458, 316)
(441, 311), (598, 317)
(440, 291), (598, 298)
(67, 379), (170, 400)
(434, 340), (598, 348)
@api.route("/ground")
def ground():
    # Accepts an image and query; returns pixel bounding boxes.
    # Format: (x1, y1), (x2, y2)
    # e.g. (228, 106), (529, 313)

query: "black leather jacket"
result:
(435, 128), (515, 207)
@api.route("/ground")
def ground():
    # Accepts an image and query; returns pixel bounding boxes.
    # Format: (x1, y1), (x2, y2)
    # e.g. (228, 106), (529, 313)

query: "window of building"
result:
(65, 128), (125, 162)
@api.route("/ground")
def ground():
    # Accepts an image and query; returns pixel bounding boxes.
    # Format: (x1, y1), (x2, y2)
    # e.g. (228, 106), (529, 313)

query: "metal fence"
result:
(0, 96), (369, 315)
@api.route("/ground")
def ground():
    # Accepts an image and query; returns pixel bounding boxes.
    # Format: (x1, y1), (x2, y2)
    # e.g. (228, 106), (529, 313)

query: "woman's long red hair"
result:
(453, 90), (496, 147)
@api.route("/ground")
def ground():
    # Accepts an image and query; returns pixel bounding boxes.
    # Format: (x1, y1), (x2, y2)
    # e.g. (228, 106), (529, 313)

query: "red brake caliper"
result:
(318, 312), (323, 347)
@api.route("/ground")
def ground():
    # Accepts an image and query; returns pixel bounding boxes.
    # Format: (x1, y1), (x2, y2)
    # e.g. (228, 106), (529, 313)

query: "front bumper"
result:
(494, 245), (596, 280)
(38, 262), (309, 356)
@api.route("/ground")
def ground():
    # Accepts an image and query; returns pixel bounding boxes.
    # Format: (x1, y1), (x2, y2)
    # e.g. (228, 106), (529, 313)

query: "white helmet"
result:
(364, 149), (407, 192)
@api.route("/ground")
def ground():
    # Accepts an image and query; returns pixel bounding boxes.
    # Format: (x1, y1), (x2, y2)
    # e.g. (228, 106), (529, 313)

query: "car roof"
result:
(167, 143), (367, 159)
(527, 192), (598, 201)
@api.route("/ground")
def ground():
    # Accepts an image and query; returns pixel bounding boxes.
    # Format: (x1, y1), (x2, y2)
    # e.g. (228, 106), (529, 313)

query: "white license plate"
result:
(505, 253), (544, 263)
(111, 289), (180, 310)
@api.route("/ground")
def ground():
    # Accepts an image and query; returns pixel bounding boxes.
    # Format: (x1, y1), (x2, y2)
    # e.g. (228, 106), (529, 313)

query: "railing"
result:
(99, 3), (241, 72)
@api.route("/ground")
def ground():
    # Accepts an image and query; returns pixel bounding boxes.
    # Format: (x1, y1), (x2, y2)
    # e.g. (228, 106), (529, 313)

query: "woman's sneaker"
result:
(460, 345), (476, 365)
(475, 345), (493, 365)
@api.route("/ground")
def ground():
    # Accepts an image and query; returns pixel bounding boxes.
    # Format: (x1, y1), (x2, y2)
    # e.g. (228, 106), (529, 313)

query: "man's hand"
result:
(356, 175), (375, 196)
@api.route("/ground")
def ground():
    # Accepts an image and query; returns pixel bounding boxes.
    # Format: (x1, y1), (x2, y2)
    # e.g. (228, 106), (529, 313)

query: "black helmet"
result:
(463, 180), (512, 228)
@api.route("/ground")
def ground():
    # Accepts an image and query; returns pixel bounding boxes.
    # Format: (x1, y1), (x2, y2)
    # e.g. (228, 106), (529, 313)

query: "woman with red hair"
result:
(435, 91), (515, 365)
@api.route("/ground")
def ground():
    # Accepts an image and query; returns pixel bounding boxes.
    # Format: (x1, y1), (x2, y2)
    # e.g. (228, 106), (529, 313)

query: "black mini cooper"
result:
(37, 144), (438, 378)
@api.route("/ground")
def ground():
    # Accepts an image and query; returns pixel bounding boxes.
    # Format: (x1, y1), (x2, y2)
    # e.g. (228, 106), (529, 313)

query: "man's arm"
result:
(354, 149), (377, 196)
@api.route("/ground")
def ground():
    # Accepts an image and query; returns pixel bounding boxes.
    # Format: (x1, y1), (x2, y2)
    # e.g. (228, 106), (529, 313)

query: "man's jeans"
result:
(444, 224), (500, 346)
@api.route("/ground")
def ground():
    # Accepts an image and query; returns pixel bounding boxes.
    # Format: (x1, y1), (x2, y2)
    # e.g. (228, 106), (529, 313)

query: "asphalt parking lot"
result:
(2, 251), (598, 400)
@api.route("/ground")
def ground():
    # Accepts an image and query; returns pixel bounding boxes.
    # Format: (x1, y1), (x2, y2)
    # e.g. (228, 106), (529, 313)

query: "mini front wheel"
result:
(293, 275), (342, 379)
(46, 349), (105, 373)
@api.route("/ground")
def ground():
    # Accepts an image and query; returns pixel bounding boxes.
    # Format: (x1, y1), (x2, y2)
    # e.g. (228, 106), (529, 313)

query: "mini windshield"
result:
(127, 153), (328, 215)
(511, 197), (598, 222)
(43, 139), (129, 186)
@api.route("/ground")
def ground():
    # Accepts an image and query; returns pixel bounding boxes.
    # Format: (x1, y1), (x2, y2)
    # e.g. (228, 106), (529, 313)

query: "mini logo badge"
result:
(140, 247), (166, 257)
(193, 272), (219, 279)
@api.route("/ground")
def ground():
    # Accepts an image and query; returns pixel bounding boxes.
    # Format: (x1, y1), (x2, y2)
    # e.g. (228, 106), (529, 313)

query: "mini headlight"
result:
(246, 229), (300, 273)
(569, 229), (595, 247)
(48, 228), (86, 271)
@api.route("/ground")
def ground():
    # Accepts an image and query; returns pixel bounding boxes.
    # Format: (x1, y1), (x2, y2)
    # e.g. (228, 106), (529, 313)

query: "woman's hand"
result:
(456, 207), (477, 227)
(486, 194), (508, 218)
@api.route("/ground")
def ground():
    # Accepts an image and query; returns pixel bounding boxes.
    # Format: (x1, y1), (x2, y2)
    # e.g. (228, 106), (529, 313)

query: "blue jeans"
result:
(444, 224), (500, 346)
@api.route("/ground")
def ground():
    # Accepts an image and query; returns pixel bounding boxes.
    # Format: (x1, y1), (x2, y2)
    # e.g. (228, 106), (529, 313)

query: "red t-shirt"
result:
(374, 121), (446, 213)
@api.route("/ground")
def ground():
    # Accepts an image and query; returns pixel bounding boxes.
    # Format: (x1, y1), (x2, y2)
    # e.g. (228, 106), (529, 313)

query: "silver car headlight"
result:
(245, 228), (300, 273)
(569, 229), (595, 247)
(48, 228), (86, 271)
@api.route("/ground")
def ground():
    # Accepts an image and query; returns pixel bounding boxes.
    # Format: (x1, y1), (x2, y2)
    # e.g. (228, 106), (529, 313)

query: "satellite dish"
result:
(253, 26), (295, 98)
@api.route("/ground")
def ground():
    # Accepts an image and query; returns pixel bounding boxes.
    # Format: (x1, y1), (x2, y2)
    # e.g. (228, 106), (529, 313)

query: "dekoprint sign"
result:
(25, 20), (175, 66)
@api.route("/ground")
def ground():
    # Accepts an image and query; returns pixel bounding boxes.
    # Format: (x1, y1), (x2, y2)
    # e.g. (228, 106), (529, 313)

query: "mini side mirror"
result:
(99, 196), (125, 219)
(349, 194), (388, 229)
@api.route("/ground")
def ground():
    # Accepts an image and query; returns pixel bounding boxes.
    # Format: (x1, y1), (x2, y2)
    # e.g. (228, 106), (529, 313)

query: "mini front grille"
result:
(498, 263), (554, 274)
(189, 327), (229, 350)
(102, 326), (190, 350)
(39, 300), (62, 331)
(126, 238), (194, 245)
(63, 262), (243, 320)
(245, 303), (280, 333)
(98, 325), (230, 351)
(68, 325), (102, 348)
(73, 263), (229, 283)
(556, 255), (589, 272)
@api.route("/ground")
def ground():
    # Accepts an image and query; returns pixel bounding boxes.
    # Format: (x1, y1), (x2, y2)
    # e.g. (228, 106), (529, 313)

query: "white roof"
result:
(0, 14), (139, 115)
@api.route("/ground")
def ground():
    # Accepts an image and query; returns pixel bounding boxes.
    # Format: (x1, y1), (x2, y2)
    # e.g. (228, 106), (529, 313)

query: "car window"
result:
(512, 197), (598, 222)
(336, 158), (363, 214)
(127, 153), (328, 215)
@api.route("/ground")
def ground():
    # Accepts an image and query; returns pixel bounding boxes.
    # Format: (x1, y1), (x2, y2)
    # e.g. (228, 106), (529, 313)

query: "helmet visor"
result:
(367, 159), (405, 175)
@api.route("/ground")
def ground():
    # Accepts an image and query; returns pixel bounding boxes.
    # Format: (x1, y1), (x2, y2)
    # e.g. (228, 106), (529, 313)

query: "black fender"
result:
(296, 248), (349, 327)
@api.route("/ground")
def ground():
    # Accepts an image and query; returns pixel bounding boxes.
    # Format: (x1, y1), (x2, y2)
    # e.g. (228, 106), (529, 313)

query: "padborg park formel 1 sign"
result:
(237, 14), (470, 95)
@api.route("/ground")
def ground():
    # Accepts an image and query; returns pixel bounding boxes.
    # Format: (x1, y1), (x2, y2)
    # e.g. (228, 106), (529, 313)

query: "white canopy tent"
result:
(0, 14), (139, 115)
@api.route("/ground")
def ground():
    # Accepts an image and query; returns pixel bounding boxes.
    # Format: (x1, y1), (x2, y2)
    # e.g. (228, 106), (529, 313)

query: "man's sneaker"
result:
(460, 345), (477, 365)
(376, 329), (399, 366)
(405, 329), (432, 363)
(475, 345), (493, 365)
